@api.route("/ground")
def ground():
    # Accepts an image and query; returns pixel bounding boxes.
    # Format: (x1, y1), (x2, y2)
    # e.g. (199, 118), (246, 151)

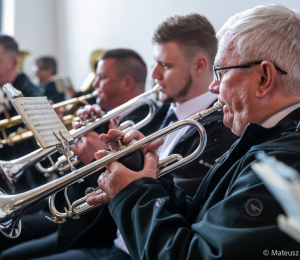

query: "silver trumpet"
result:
(0, 84), (162, 193)
(0, 102), (223, 238)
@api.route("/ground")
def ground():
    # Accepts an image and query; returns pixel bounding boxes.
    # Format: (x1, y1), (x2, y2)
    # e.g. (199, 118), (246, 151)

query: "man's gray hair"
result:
(217, 4), (300, 95)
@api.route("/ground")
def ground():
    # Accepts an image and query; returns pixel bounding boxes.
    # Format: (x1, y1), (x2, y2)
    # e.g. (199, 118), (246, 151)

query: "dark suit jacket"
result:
(40, 81), (65, 103)
(0, 74), (40, 159)
(0, 74), (41, 192)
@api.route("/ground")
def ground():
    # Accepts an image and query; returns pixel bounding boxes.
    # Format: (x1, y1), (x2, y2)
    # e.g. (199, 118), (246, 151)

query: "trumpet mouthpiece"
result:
(214, 102), (223, 111)
(153, 84), (163, 92)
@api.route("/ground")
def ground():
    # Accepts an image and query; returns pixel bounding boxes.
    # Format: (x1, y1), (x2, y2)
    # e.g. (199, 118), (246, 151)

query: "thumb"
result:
(87, 192), (111, 206)
(142, 152), (157, 178)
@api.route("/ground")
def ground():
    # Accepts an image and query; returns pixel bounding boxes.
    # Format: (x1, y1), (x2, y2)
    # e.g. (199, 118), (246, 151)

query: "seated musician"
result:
(34, 56), (65, 103)
(89, 4), (300, 259)
(0, 35), (43, 194)
(0, 35), (41, 161)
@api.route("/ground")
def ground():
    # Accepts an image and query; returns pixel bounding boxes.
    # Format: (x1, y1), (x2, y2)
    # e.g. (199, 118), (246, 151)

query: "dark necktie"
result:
(159, 109), (178, 130)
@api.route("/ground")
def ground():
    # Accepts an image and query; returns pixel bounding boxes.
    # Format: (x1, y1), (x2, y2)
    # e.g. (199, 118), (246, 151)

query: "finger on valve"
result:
(108, 115), (121, 130)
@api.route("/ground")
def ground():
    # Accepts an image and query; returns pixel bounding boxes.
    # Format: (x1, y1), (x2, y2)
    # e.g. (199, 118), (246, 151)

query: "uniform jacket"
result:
(109, 107), (300, 260)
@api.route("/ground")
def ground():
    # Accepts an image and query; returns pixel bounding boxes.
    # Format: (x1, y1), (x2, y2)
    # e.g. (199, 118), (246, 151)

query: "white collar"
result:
(261, 102), (300, 128)
(169, 92), (217, 120)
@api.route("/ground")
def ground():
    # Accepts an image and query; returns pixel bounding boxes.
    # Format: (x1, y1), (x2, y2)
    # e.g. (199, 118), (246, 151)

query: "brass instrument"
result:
(16, 51), (30, 74)
(0, 101), (223, 238)
(0, 90), (99, 145)
(0, 84), (161, 193)
(79, 49), (106, 93)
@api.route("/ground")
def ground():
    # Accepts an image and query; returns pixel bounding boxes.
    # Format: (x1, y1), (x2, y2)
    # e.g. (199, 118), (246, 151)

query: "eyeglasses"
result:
(213, 60), (288, 82)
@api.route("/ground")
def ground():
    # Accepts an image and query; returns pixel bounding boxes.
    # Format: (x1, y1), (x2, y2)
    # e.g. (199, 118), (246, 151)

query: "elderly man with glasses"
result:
(89, 4), (300, 259)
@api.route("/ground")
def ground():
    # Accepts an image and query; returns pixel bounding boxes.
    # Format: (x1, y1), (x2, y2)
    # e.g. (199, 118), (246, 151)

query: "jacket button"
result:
(245, 198), (263, 217)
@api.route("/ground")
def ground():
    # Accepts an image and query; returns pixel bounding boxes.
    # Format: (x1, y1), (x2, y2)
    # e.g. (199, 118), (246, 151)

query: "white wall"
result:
(9, 0), (58, 82)
(8, 0), (300, 89)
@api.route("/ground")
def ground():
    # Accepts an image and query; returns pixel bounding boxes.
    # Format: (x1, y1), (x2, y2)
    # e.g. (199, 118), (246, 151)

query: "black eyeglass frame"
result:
(213, 60), (288, 82)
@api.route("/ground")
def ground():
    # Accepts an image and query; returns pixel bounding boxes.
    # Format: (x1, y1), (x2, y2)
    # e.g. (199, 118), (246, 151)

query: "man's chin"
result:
(159, 96), (173, 104)
(223, 117), (233, 131)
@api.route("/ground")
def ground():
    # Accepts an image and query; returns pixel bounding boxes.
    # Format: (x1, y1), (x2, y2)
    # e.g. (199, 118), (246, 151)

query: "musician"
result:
(35, 56), (65, 103)
(0, 35), (42, 193)
(71, 48), (149, 165)
(89, 4), (300, 259)
(0, 35), (40, 120)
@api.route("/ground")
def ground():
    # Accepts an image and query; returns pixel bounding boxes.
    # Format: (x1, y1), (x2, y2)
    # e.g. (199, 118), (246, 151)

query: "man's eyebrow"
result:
(214, 61), (223, 68)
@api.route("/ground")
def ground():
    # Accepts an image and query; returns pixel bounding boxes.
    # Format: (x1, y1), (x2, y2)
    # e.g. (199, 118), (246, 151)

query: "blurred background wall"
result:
(1, 0), (299, 90)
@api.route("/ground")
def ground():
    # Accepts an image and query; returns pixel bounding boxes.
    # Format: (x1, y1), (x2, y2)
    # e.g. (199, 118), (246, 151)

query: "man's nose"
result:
(151, 64), (162, 81)
(209, 79), (220, 94)
(92, 76), (100, 89)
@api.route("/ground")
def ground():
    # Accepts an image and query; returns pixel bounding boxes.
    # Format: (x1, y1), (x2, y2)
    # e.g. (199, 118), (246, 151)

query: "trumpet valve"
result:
(106, 142), (115, 152)
(115, 137), (126, 150)
(85, 187), (96, 196)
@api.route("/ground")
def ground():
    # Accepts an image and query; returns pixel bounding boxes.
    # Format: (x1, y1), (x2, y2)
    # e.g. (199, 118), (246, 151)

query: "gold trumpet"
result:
(0, 101), (222, 238)
(0, 90), (99, 145)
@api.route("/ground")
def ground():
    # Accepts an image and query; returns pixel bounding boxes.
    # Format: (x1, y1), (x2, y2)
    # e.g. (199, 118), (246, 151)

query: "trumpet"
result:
(0, 84), (161, 193)
(0, 90), (99, 145)
(0, 102), (222, 238)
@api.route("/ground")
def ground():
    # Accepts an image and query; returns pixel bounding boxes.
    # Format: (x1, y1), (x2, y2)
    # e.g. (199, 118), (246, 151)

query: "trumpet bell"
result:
(0, 189), (22, 238)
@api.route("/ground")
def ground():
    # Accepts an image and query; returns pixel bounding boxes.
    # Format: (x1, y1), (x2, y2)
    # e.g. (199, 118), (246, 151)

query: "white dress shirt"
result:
(261, 102), (300, 128)
(158, 91), (217, 159)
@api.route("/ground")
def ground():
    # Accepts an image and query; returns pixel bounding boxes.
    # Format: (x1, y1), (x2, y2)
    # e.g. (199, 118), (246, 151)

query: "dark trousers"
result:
(1, 232), (58, 260)
(2, 240), (131, 260)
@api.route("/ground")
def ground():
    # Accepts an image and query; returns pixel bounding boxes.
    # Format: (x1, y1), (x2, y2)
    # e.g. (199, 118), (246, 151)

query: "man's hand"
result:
(87, 129), (164, 206)
(87, 152), (158, 205)
(72, 104), (121, 130)
(70, 131), (107, 165)
(72, 104), (102, 129)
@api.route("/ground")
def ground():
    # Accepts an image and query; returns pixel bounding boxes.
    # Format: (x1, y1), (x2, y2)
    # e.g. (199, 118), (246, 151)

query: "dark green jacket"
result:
(109, 108), (300, 260)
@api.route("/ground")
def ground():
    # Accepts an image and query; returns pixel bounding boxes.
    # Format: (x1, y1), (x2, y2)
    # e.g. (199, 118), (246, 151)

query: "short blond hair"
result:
(153, 14), (217, 68)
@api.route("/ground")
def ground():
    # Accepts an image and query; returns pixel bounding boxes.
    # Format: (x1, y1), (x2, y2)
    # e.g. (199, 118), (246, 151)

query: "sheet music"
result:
(13, 97), (73, 148)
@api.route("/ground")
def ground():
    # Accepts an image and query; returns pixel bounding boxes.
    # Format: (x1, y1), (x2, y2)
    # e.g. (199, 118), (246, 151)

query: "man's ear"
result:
(193, 56), (207, 75)
(11, 57), (18, 69)
(121, 75), (135, 92)
(256, 61), (276, 98)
